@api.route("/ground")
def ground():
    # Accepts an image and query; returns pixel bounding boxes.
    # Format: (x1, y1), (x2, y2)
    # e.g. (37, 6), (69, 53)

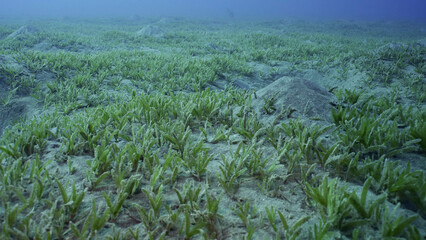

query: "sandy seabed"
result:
(0, 17), (425, 239)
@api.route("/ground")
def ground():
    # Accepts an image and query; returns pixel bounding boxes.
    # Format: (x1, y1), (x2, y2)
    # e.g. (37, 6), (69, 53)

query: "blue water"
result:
(1, 0), (425, 21)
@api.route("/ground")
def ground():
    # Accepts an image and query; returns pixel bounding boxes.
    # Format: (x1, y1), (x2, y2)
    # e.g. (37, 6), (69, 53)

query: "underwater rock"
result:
(136, 25), (164, 37)
(254, 76), (335, 123)
(6, 25), (40, 39)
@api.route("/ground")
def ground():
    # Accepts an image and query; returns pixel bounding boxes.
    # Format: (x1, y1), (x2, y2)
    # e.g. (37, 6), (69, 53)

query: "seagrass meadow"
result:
(0, 18), (425, 239)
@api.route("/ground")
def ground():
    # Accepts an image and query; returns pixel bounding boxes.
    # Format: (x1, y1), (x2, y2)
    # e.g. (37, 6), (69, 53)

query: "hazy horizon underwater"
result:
(0, 1), (425, 239)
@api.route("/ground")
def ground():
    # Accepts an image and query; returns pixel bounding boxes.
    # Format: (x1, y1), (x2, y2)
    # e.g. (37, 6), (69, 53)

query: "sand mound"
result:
(136, 25), (164, 37)
(0, 97), (39, 136)
(6, 25), (40, 39)
(0, 55), (40, 136)
(0, 55), (24, 90)
(253, 76), (335, 123)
